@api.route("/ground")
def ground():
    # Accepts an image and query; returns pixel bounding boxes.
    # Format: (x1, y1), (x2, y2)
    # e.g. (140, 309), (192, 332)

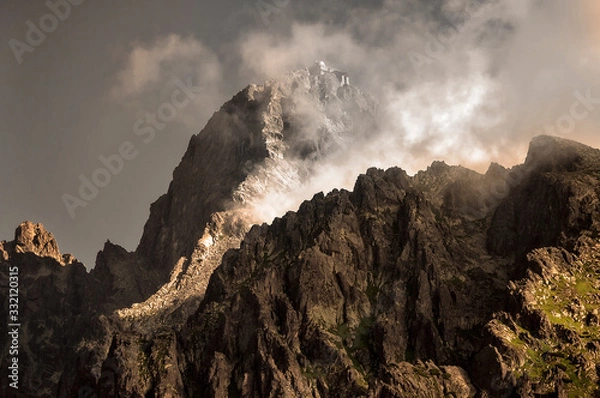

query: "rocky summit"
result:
(3, 65), (600, 397)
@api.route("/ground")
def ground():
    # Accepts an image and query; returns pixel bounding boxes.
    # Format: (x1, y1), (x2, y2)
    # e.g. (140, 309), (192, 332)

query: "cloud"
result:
(227, 0), (600, 224)
(109, 34), (226, 130)
(100, 1), (600, 227)
(237, 24), (368, 83)
(111, 34), (221, 98)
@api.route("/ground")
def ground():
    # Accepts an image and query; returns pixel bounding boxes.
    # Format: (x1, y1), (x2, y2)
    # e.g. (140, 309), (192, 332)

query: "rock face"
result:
(2, 63), (377, 397)
(0, 223), (91, 397)
(137, 64), (376, 276)
(82, 135), (600, 397)
(11, 221), (71, 265)
(4, 64), (600, 397)
(108, 64), (377, 330)
(181, 166), (500, 397)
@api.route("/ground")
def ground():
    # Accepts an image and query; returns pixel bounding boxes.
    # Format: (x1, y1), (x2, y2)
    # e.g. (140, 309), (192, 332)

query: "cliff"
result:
(3, 63), (600, 397)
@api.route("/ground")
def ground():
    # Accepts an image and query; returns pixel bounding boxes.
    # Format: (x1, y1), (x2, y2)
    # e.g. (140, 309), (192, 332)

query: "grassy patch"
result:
(516, 259), (600, 396)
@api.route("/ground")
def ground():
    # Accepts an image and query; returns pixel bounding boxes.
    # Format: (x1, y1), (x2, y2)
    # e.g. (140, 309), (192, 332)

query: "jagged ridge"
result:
(4, 66), (600, 398)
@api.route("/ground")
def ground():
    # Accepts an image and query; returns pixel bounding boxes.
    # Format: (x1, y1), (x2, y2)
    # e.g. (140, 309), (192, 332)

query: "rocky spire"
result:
(135, 66), (377, 285)
(6, 221), (75, 265)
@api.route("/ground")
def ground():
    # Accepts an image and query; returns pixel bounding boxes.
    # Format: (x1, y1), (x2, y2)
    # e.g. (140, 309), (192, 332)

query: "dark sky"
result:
(2, 0), (600, 267)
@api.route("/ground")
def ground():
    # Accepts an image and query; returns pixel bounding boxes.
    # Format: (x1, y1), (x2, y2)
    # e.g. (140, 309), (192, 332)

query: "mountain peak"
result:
(12, 221), (70, 264)
(525, 135), (600, 172)
(308, 59), (351, 86)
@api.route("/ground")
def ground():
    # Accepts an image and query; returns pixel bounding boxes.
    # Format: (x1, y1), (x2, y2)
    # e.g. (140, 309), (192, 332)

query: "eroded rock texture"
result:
(3, 64), (600, 397)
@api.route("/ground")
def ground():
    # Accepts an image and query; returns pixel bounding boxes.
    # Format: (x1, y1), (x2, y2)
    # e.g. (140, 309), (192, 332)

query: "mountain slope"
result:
(2, 63), (377, 398)
(62, 63), (377, 397)
(81, 136), (600, 397)
(4, 61), (600, 397)
(117, 63), (377, 329)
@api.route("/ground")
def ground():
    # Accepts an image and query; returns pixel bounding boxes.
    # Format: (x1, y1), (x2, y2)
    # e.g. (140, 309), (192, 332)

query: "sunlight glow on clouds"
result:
(387, 72), (501, 163)
(105, 0), (600, 227)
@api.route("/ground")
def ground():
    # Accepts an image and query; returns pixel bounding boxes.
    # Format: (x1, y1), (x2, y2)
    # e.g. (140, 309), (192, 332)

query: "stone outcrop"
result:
(0, 222), (90, 397)
(9, 221), (72, 265)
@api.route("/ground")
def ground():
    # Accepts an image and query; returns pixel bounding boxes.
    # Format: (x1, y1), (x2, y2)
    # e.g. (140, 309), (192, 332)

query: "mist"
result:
(3, 0), (599, 267)
(227, 0), (600, 224)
